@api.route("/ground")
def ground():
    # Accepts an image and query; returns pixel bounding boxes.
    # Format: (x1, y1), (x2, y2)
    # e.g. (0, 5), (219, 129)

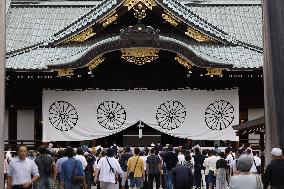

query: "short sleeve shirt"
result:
(61, 158), (85, 188)
(34, 155), (54, 177)
(7, 157), (39, 185)
(127, 156), (144, 178)
(146, 155), (161, 175)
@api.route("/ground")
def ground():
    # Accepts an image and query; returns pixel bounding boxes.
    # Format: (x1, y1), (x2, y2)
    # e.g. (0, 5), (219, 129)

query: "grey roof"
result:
(162, 0), (262, 51)
(47, 0), (120, 44)
(187, 5), (262, 48)
(6, 35), (262, 70)
(6, 45), (89, 70)
(6, 6), (93, 52)
(5, 0), (263, 70)
(181, 0), (261, 5)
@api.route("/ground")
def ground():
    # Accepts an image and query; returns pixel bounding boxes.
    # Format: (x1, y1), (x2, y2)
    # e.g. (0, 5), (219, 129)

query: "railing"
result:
(4, 140), (42, 150)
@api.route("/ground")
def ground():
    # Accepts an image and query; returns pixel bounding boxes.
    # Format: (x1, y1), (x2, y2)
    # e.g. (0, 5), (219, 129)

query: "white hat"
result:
(271, 148), (282, 156)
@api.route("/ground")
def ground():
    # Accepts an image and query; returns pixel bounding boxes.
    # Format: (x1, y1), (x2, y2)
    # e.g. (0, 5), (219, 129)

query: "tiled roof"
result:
(6, 35), (262, 70)
(6, 45), (89, 70)
(162, 0), (262, 51)
(5, 0), (263, 70)
(47, 0), (120, 44)
(161, 36), (262, 69)
(181, 0), (261, 5)
(6, 6), (93, 52)
(187, 5), (262, 48)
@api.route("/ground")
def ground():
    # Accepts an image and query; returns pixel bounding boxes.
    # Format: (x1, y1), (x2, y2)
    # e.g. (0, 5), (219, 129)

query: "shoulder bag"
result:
(72, 160), (85, 185)
(128, 156), (140, 179)
(106, 157), (118, 183)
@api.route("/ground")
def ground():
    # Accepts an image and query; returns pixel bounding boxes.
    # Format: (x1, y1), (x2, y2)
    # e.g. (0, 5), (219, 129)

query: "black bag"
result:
(72, 160), (85, 185)
(128, 156), (140, 180)
(128, 171), (134, 179)
(106, 157), (118, 183)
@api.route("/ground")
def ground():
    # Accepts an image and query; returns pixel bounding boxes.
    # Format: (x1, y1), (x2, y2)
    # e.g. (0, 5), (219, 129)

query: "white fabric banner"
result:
(42, 89), (239, 141)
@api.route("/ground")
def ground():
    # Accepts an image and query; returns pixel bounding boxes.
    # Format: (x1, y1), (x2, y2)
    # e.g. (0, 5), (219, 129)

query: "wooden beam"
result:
(0, 0), (5, 187)
(263, 0), (284, 164)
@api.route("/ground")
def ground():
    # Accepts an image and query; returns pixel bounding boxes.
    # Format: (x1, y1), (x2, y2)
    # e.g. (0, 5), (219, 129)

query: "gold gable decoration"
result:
(133, 3), (147, 20)
(87, 55), (105, 70)
(206, 68), (223, 76)
(185, 26), (214, 42)
(123, 0), (157, 10)
(121, 48), (159, 65)
(99, 11), (119, 28)
(162, 12), (180, 27)
(175, 54), (193, 69)
(65, 27), (96, 43)
(57, 68), (74, 77)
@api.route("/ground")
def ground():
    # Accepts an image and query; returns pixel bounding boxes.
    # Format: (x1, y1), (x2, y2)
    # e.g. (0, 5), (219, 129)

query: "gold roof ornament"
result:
(175, 54), (193, 69)
(121, 48), (159, 65)
(133, 3), (147, 20)
(99, 11), (119, 28)
(57, 68), (74, 77)
(65, 27), (96, 43)
(87, 55), (105, 70)
(162, 12), (180, 27)
(206, 68), (223, 76)
(185, 26), (214, 42)
(123, 0), (157, 10)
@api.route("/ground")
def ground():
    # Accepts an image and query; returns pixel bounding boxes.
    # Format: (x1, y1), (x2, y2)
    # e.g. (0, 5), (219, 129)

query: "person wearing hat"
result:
(262, 148), (284, 189)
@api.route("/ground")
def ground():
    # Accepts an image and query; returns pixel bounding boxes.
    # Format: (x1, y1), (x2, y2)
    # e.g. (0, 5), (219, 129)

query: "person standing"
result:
(56, 150), (68, 189)
(229, 154), (262, 189)
(95, 148), (122, 189)
(193, 148), (205, 189)
(60, 147), (87, 189)
(127, 148), (145, 189)
(215, 152), (227, 189)
(119, 146), (132, 189)
(7, 145), (40, 189)
(163, 144), (178, 189)
(263, 148), (284, 189)
(172, 159), (194, 189)
(75, 147), (88, 170)
(214, 144), (221, 155)
(203, 150), (218, 189)
(146, 148), (162, 189)
(34, 146), (57, 189)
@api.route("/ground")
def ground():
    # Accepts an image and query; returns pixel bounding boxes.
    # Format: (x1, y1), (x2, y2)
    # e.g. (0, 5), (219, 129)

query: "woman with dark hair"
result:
(95, 148), (123, 189)
(215, 152), (228, 189)
(60, 147), (87, 189)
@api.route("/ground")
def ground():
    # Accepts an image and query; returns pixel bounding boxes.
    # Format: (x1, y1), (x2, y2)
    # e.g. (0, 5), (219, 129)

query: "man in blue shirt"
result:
(60, 147), (87, 189)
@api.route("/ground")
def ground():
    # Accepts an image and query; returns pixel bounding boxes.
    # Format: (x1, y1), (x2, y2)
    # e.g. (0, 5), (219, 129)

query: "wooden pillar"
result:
(0, 0), (5, 187)
(263, 0), (284, 164)
(259, 133), (265, 175)
(8, 106), (17, 149)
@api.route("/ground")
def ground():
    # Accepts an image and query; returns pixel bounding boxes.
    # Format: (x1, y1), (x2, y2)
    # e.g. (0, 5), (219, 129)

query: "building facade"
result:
(5, 0), (264, 148)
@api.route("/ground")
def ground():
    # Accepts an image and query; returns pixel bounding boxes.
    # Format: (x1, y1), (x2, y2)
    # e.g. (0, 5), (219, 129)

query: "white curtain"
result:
(42, 89), (239, 141)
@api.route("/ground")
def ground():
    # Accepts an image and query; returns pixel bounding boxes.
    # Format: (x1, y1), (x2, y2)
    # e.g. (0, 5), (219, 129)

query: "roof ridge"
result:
(160, 0), (262, 51)
(181, 0), (261, 5)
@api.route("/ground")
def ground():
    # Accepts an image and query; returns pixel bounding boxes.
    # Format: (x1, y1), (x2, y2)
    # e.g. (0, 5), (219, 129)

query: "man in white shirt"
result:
(252, 151), (261, 174)
(203, 150), (218, 189)
(7, 145), (39, 189)
(75, 147), (88, 169)
(95, 148), (123, 189)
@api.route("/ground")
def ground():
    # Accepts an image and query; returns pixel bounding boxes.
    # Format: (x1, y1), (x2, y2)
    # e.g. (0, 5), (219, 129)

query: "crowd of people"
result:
(3, 142), (284, 189)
